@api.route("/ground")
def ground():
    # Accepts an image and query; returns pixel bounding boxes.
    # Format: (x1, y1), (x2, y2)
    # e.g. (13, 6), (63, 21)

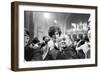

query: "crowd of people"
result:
(24, 26), (90, 61)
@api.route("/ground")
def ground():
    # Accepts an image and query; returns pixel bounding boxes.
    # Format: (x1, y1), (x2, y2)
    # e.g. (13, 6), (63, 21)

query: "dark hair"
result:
(48, 26), (61, 38)
(32, 37), (40, 44)
(83, 35), (89, 42)
(43, 36), (47, 41)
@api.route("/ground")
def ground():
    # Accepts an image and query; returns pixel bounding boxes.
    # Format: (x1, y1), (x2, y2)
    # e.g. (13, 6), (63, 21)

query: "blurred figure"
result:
(76, 33), (90, 59)
(44, 26), (62, 60)
(24, 30), (30, 47)
(42, 36), (50, 44)
(56, 35), (78, 59)
(24, 35), (43, 61)
(41, 36), (50, 60)
(58, 35), (72, 50)
(24, 30), (32, 61)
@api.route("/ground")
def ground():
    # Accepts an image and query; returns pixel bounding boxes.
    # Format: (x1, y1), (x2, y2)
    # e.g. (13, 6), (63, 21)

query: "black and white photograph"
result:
(11, 2), (97, 71)
(24, 12), (91, 61)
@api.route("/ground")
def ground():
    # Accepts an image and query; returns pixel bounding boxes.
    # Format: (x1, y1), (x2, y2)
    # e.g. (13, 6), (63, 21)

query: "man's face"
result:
(59, 37), (67, 48)
(24, 35), (29, 46)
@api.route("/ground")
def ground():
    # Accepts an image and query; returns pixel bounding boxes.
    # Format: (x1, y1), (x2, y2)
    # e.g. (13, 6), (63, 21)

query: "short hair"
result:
(48, 26), (61, 38)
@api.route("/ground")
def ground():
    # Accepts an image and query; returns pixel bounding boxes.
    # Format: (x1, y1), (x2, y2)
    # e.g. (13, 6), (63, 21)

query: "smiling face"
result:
(59, 37), (67, 48)
(59, 35), (72, 48)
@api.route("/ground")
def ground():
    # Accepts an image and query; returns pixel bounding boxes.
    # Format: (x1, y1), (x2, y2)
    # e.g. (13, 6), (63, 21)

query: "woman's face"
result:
(53, 31), (60, 40)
